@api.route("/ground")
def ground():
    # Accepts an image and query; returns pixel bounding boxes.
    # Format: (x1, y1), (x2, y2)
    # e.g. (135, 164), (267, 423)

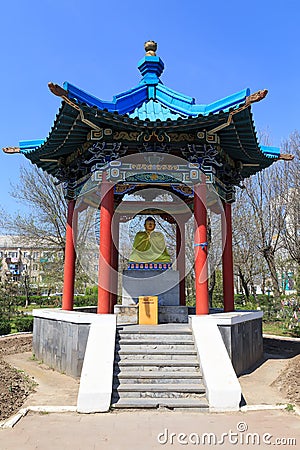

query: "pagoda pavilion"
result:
(3, 41), (291, 317)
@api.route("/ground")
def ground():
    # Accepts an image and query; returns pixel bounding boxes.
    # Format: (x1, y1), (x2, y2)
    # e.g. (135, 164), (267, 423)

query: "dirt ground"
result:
(264, 337), (300, 406)
(0, 334), (299, 422)
(0, 335), (35, 420)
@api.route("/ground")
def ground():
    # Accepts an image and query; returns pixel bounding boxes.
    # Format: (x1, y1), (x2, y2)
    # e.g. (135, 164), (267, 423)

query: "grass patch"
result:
(285, 404), (295, 412)
(263, 320), (298, 337)
(263, 321), (285, 336)
(17, 305), (58, 313)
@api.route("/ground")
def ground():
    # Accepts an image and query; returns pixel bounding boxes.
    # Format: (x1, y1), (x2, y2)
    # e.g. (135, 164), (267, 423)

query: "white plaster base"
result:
(77, 315), (116, 413)
(190, 315), (242, 411)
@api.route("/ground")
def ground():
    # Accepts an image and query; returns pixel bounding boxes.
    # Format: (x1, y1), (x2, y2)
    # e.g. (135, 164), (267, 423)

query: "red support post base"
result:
(222, 202), (235, 312)
(62, 199), (77, 311)
(194, 176), (209, 315)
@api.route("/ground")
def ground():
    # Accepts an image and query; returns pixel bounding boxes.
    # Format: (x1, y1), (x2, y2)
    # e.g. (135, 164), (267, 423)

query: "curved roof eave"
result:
(17, 100), (280, 178)
(19, 139), (45, 153)
(260, 145), (280, 158)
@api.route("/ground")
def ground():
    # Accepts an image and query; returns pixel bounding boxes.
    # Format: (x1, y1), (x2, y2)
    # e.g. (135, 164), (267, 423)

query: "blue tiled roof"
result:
(13, 45), (281, 182)
(63, 54), (250, 120)
(129, 99), (185, 121)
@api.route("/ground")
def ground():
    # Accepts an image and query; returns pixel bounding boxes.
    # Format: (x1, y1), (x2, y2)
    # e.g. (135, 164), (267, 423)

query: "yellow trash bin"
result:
(138, 296), (158, 325)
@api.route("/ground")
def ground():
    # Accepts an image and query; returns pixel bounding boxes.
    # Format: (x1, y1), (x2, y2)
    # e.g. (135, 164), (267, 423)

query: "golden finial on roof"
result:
(144, 40), (157, 56)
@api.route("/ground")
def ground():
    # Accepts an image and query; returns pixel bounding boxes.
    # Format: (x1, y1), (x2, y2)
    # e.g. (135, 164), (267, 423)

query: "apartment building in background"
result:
(0, 235), (62, 290)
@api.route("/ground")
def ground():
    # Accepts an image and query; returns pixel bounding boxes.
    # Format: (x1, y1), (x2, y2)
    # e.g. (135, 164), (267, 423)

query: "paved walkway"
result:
(4, 353), (79, 407)
(0, 343), (299, 449)
(1, 409), (299, 449)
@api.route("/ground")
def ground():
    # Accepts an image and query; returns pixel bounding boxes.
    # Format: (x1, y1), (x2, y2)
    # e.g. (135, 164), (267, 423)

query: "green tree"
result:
(281, 132), (300, 295)
(0, 165), (90, 296)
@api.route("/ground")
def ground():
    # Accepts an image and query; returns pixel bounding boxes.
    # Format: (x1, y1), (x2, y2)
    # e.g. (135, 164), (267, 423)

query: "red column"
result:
(194, 174), (209, 315)
(110, 218), (119, 311)
(98, 173), (114, 314)
(222, 202), (235, 312)
(176, 221), (186, 306)
(62, 199), (77, 311)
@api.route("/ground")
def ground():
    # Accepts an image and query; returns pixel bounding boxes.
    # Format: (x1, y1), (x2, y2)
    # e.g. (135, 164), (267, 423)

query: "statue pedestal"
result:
(122, 269), (180, 306)
(114, 304), (188, 324)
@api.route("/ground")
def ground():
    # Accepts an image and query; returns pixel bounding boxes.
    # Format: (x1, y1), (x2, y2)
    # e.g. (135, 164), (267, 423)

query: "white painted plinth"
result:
(77, 314), (116, 413)
(190, 315), (242, 411)
(32, 309), (117, 412)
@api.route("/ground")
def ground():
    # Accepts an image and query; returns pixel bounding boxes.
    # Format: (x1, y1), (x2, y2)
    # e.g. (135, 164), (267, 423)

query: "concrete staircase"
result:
(111, 324), (208, 410)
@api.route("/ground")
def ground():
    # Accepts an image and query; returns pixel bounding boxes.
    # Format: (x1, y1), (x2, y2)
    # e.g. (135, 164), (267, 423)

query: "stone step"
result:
(116, 353), (198, 361)
(117, 325), (192, 334)
(118, 338), (194, 344)
(113, 391), (206, 400)
(116, 371), (202, 381)
(114, 383), (205, 393)
(115, 365), (200, 373)
(116, 342), (195, 350)
(114, 378), (202, 385)
(117, 324), (192, 336)
(117, 333), (193, 342)
(111, 397), (209, 410)
(116, 359), (200, 368)
(118, 349), (197, 356)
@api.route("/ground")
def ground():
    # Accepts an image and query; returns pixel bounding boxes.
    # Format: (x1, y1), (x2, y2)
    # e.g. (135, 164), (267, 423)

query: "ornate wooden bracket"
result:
(245, 89), (268, 105)
(278, 153), (294, 161)
(48, 82), (68, 97)
(2, 147), (20, 154)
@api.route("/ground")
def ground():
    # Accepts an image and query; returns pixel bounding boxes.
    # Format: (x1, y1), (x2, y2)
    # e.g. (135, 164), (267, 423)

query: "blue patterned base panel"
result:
(127, 262), (172, 270)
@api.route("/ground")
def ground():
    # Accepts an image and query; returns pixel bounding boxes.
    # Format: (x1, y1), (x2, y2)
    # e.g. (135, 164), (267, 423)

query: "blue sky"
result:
(0, 0), (299, 214)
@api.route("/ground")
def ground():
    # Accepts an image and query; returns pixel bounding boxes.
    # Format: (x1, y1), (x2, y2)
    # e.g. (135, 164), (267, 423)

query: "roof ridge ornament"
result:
(144, 40), (157, 56)
(138, 41), (164, 85)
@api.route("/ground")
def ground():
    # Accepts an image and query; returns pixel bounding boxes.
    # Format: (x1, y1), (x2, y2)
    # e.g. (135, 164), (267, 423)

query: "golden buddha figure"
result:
(129, 217), (171, 263)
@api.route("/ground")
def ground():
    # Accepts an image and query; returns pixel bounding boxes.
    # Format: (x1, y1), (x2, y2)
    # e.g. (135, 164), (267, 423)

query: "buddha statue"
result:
(129, 217), (171, 263)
